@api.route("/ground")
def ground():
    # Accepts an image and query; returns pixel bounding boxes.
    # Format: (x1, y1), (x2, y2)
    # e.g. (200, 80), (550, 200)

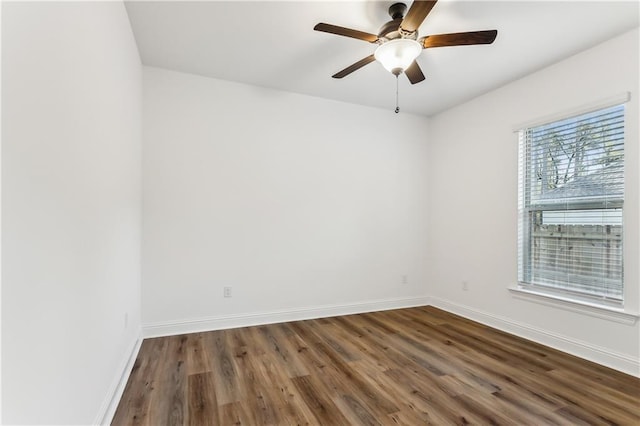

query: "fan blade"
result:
(314, 23), (379, 43)
(332, 54), (376, 79)
(405, 61), (425, 84)
(421, 30), (498, 48)
(400, 1), (438, 33)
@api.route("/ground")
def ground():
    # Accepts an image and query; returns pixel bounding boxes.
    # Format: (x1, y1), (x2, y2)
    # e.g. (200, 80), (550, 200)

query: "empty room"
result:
(1, 0), (639, 424)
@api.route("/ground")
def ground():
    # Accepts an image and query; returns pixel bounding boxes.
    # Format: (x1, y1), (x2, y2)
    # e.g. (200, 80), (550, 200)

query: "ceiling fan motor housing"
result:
(378, 3), (418, 41)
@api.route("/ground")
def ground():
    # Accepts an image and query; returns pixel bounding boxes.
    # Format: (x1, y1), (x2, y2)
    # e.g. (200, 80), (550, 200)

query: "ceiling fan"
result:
(314, 0), (498, 84)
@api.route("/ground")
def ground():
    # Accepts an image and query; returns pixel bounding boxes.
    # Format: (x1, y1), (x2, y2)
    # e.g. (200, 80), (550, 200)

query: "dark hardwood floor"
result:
(112, 306), (640, 425)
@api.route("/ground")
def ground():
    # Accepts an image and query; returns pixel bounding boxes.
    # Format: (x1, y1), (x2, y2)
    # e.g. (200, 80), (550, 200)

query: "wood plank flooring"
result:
(112, 306), (640, 425)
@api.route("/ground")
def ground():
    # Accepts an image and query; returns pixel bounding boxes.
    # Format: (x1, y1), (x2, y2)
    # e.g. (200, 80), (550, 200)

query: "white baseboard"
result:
(87, 295), (639, 425)
(142, 296), (431, 338)
(429, 297), (640, 377)
(94, 331), (143, 425)
(137, 294), (637, 382)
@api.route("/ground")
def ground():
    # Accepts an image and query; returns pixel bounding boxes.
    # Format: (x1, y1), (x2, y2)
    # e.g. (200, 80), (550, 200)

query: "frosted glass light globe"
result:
(374, 38), (422, 75)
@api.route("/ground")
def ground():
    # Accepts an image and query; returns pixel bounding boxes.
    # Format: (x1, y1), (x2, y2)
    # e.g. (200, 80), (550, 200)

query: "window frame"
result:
(515, 94), (629, 310)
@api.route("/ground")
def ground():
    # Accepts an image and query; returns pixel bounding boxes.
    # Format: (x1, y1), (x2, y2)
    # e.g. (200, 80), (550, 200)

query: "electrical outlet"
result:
(462, 281), (469, 291)
(124, 312), (129, 328)
(402, 275), (408, 284)
(224, 286), (232, 298)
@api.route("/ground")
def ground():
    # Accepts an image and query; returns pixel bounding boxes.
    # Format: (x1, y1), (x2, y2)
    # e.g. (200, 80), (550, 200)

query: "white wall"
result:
(426, 28), (640, 375)
(0, 2), (3, 421)
(142, 66), (430, 334)
(2, 2), (142, 424)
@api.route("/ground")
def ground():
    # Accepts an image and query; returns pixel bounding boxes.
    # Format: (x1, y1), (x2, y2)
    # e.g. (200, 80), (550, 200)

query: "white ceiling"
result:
(124, 1), (639, 117)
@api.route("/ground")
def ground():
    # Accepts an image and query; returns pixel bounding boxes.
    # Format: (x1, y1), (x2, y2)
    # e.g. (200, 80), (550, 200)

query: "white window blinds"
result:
(518, 104), (625, 303)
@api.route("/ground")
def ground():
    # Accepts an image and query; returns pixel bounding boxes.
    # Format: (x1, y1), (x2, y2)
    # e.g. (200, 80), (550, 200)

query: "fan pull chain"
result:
(395, 74), (400, 114)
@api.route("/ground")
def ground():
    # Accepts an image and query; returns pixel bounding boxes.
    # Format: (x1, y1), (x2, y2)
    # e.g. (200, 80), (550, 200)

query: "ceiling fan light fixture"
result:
(374, 38), (422, 75)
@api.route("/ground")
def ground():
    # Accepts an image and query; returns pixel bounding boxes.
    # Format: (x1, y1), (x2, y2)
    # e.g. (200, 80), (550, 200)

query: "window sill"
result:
(508, 287), (638, 325)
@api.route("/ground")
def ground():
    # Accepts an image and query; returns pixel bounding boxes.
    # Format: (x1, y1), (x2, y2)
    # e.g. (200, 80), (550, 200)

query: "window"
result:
(518, 103), (625, 305)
